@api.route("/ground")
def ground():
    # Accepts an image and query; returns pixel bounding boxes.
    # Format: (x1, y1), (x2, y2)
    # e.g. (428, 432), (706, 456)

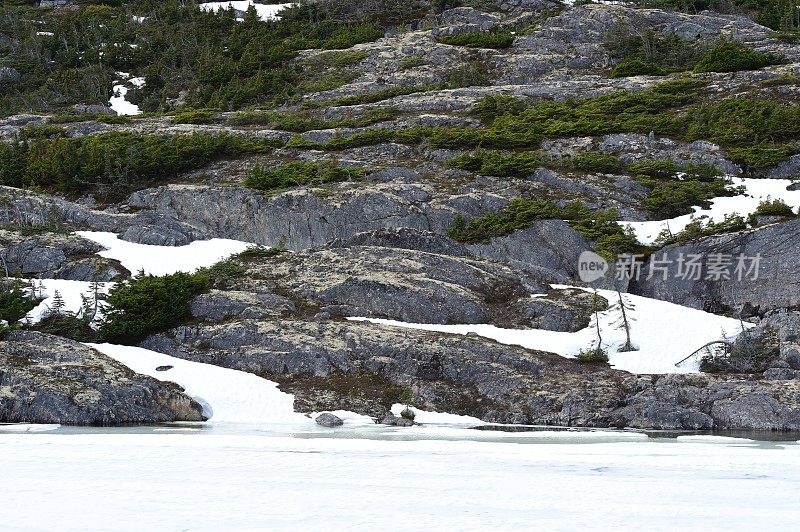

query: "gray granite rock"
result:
(0, 331), (205, 425)
(315, 412), (344, 427)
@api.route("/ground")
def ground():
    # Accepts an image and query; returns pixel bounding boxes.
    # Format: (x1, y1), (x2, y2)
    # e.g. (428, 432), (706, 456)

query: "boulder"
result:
(217, 245), (551, 326)
(315, 412), (344, 427)
(0, 229), (125, 281)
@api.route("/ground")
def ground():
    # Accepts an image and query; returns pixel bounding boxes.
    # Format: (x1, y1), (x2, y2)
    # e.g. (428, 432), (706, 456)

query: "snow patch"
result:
(109, 84), (141, 116)
(0, 424), (60, 433)
(24, 279), (111, 324)
(391, 404), (483, 425)
(75, 231), (253, 276)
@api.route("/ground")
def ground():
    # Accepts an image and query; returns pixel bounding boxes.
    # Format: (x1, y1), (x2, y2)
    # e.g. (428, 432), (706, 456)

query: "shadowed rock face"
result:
(0, 331), (205, 425)
(630, 220), (800, 315)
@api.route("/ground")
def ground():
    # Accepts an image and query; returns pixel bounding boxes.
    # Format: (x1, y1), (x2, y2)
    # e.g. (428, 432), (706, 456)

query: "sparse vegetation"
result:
(693, 39), (782, 73)
(100, 271), (209, 344)
(700, 330), (780, 374)
(655, 214), (749, 246)
(576, 346), (610, 363)
(0, 132), (276, 200)
(0, 279), (39, 326)
(229, 107), (401, 131)
(448, 199), (644, 257)
(748, 198), (796, 224)
(171, 110), (216, 124)
(244, 161), (366, 193)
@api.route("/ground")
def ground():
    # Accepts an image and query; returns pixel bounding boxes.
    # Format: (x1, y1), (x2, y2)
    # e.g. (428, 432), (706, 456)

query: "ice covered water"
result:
(1, 424), (798, 531)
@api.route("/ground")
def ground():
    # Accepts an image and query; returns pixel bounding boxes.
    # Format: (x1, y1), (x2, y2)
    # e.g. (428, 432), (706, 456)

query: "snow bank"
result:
(350, 286), (747, 374)
(621, 177), (800, 245)
(312, 410), (376, 427)
(199, 1), (294, 21)
(75, 231), (253, 276)
(89, 343), (309, 424)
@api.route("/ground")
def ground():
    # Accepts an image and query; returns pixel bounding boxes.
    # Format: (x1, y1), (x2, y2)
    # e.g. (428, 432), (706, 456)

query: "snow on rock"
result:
(621, 177), (800, 245)
(75, 231), (253, 276)
(89, 343), (309, 425)
(391, 404), (483, 425)
(199, 1), (294, 21)
(350, 286), (747, 375)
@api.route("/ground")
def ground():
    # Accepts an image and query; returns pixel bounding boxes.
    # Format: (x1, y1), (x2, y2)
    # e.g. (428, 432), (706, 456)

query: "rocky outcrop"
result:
(0, 186), (205, 246)
(238, 245), (552, 325)
(615, 374), (800, 431)
(142, 318), (637, 426)
(139, 315), (800, 430)
(125, 182), (492, 250)
(630, 220), (800, 314)
(0, 331), (205, 425)
(0, 229), (125, 281)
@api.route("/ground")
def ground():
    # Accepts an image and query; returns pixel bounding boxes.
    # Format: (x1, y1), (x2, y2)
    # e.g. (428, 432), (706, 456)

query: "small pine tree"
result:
(49, 290), (67, 317)
(613, 290), (638, 352)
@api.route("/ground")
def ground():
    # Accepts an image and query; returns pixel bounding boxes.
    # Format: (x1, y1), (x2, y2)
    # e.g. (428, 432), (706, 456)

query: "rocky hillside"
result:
(2, 0), (800, 429)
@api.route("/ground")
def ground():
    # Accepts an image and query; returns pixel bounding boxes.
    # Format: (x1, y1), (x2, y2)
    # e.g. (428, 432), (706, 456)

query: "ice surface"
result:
(621, 177), (800, 245)
(350, 286), (747, 374)
(0, 429), (797, 531)
(0, 424), (60, 433)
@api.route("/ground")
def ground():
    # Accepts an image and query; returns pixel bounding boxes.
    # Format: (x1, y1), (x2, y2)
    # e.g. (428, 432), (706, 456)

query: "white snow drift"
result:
(75, 231), (253, 276)
(109, 84), (141, 116)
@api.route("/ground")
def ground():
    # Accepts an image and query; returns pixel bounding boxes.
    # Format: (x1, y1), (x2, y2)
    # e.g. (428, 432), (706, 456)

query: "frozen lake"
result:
(2, 423), (799, 531)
